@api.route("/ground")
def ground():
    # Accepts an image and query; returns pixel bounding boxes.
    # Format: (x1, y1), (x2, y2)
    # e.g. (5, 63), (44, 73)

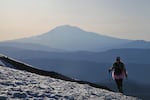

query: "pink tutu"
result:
(112, 71), (126, 79)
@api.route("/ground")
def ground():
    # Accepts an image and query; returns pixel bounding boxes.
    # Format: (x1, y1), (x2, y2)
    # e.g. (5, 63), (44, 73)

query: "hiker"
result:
(109, 57), (127, 93)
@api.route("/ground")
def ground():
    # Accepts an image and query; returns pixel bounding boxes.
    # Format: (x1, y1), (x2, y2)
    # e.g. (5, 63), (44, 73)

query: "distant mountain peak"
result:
(49, 24), (85, 33)
(55, 25), (79, 29)
(55, 25), (82, 30)
(7, 25), (132, 52)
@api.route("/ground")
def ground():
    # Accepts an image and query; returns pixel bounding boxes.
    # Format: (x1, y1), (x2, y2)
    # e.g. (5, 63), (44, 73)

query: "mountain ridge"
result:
(0, 55), (111, 90)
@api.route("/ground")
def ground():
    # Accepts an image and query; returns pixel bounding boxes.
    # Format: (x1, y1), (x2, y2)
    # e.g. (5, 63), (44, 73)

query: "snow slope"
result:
(0, 66), (140, 100)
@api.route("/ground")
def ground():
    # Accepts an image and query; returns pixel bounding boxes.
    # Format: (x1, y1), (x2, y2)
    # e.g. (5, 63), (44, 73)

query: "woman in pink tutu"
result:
(109, 57), (128, 93)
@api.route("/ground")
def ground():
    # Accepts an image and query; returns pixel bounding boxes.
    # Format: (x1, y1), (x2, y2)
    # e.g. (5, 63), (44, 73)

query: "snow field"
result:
(0, 66), (140, 100)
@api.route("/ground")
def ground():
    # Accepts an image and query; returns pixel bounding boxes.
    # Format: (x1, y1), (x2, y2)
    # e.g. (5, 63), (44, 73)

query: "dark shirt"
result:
(112, 62), (126, 75)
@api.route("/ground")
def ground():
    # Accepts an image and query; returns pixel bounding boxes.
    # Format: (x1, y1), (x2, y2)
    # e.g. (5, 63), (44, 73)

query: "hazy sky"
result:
(0, 0), (150, 41)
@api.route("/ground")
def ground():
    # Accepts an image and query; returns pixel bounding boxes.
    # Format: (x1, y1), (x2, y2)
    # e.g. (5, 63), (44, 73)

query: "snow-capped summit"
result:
(0, 66), (140, 100)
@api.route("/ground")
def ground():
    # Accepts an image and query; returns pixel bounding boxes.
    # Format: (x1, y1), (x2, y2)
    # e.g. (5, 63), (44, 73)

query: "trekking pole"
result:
(108, 68), (111, 82)
(108, 72), (111, 82)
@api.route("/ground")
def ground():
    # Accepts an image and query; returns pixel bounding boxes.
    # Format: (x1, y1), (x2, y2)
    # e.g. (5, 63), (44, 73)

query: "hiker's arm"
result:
(108, 64), (115, 72)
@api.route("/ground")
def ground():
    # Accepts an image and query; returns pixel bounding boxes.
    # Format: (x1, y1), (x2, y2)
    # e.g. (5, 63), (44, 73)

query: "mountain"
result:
(13, 25), (131, 52)
(0, 63), (139, 99)
(1, 25), (150, 52)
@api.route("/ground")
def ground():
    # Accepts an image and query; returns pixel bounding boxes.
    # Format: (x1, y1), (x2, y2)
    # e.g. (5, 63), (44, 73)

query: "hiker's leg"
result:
(118, 79), (123, 93)
(115, 79), (123, 93)
(115, 79), (120, 92)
